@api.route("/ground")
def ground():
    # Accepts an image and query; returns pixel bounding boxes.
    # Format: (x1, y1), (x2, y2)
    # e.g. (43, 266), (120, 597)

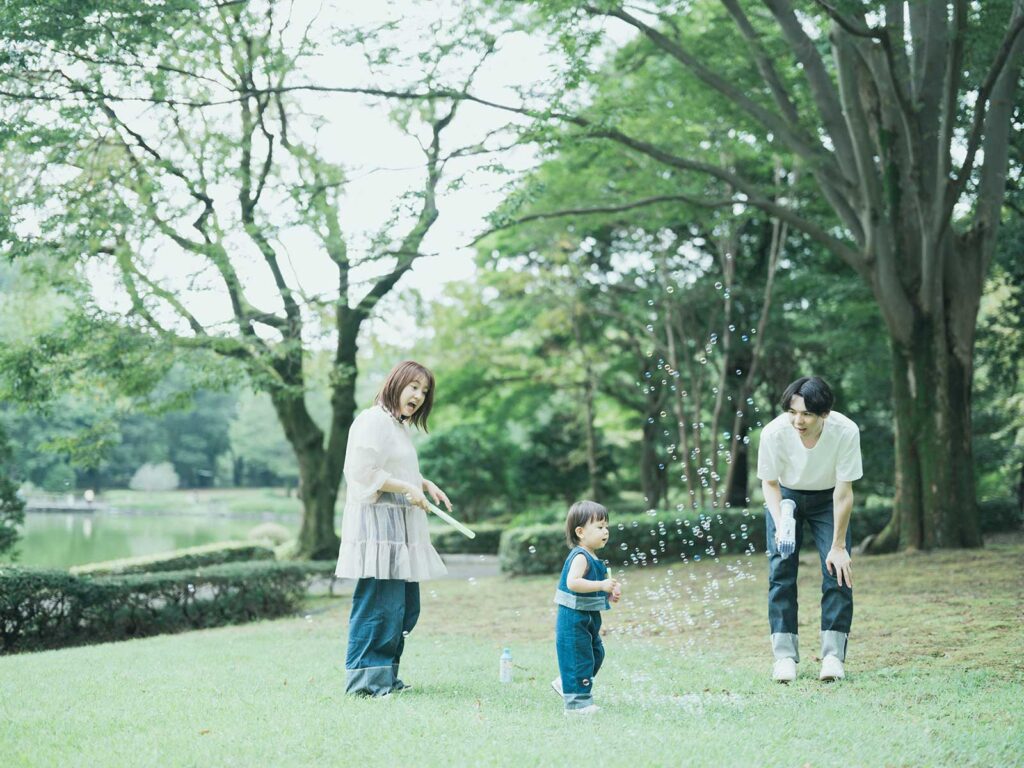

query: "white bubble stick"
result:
(427, 501), (476, 539)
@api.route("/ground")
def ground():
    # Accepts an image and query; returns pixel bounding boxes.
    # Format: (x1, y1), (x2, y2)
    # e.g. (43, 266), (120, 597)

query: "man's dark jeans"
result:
(765, 486), (852, 661)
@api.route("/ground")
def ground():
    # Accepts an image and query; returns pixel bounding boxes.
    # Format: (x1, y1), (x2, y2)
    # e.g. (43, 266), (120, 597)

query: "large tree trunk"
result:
(640, 415), (668, 510)
(270, 386), (341, 560)
(864, 301), (982, 552)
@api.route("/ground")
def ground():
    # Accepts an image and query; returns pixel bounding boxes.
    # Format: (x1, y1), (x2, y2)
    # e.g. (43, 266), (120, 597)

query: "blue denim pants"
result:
(345, 578), (420, 696)
(556, 606), (605, 710)
(765, 486), (852, 662)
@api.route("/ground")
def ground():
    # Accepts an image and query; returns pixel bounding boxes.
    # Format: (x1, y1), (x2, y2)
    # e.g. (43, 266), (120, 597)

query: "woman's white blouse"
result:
(335, 405), (447, 581)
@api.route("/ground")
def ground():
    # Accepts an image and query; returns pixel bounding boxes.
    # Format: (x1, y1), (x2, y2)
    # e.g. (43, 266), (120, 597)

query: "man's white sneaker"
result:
(772, 658), (797, 683)
(564, 704), (600, 716)
(551, 676), (563, 696)
(819, 655), (845, 682)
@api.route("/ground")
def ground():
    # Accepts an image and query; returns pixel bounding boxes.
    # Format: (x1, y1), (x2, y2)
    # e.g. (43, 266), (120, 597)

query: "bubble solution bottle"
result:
(778, 499), (797, 559)
(499, 648), (513, 683)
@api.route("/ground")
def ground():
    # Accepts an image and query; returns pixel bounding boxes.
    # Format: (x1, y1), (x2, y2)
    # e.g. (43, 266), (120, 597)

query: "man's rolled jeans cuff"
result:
(771, 632), (799, 662)
(820, 630), (848, 662)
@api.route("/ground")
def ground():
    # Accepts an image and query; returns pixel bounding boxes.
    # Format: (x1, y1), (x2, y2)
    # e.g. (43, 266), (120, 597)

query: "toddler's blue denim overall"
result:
(554, 546), (610, 710)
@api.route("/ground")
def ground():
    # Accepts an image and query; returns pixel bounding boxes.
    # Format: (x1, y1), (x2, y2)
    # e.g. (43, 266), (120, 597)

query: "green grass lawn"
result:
(2, 534), (1022, 767)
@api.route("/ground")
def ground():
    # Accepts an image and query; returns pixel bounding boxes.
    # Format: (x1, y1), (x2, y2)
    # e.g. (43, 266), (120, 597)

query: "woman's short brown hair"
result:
(375, 360), (435, 431)
(565, 500), (609, 548)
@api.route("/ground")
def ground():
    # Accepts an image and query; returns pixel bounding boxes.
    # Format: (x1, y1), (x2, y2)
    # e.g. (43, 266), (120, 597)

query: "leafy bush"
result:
(418, 425), (513, 520)
(431, 524), (503, 555)
(69, 541), (274, 576)
(0, 561), (313, 654)
(129, 461), (180, 492)
(499, 509), (765, 576)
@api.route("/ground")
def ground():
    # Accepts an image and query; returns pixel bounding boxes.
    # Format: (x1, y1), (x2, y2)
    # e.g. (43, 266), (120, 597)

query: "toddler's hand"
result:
(610, 581), (622, 603)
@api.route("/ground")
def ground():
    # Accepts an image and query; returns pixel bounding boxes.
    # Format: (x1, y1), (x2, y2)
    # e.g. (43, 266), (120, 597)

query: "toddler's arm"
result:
(566, 554), (615, 594)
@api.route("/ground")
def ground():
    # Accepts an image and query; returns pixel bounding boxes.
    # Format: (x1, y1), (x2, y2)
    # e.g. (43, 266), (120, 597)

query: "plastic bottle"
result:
(499, 648), (513, 683)
(778, 499), (797, 559)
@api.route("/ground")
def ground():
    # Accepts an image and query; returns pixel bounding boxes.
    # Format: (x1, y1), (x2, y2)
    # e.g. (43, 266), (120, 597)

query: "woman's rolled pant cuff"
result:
(820, 630), (848, 661)
(563, 692), (594, 710)
(345, 664), (393, 696)
(771, 632), (799, 662)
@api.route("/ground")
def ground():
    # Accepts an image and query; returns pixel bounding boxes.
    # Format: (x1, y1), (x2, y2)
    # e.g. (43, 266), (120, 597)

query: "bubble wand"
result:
(426, 501), (476, 539)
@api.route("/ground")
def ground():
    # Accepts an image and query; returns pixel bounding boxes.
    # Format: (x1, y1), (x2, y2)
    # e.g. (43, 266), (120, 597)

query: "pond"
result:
(3, 512), (300, 570)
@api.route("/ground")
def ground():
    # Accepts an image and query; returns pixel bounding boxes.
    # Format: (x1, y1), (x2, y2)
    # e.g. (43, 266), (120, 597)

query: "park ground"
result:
(1, 533), (1021, 767)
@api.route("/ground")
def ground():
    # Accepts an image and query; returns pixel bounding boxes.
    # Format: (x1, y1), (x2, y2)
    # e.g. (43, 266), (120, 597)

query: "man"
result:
(756, 376), (862, 683)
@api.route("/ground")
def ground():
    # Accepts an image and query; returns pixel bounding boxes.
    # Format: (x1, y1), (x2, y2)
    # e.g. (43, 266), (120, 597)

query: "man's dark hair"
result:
(779, 376), (834, 416)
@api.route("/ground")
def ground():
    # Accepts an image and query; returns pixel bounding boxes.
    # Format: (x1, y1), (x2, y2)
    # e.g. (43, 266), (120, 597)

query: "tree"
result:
(481, 0), (1024, 550)
(1, 2), (501, 558)
(0, 424), (26, 556)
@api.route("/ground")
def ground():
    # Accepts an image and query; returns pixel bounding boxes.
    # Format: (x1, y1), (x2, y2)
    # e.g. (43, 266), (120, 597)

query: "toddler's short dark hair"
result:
(565, 500), (609, 548)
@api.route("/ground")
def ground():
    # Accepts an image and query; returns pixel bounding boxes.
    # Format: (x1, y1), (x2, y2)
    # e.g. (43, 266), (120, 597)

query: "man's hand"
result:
(422, 479), (452, 512)
(826, 546), (853, 588)
(776, 499), (796, 558)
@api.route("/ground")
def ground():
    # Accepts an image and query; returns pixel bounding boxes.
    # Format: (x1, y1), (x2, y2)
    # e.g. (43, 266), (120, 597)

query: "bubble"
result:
(467, 577), (477, 587)
(186, 583), (196, 594)
(305, 614), (313, 622)
(582, 678), (590, 687)
(714, 282), (723, 290)
(528, 545), (537, 554)
(620, 543), (628, 550)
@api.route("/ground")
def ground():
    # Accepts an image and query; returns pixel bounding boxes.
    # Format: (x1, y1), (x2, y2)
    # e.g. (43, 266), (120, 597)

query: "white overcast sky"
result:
(62, 2), (634, 347)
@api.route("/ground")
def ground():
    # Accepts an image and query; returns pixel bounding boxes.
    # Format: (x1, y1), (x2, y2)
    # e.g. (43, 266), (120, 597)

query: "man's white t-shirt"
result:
(756, 411), (863, 490)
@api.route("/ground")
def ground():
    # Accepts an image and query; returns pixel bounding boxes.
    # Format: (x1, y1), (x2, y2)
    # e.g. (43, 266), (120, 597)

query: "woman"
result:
(336, 360), (453, 696)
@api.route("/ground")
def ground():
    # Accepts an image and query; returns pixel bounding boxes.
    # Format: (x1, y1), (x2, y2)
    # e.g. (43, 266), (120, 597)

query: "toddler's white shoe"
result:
(551, 677), (563, 696)
(564, 705), (600, 716)
(819, 655), (845, 682)
(772, 658), (797, 683)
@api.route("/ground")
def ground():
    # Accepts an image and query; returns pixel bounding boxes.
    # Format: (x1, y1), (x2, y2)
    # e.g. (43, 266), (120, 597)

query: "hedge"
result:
(499, 509), (764, 576)
(431, 524), (503, 555)
(69, 541), (276, 577)
(498, 498), (1022, 576)
(0, 561), (312, 654)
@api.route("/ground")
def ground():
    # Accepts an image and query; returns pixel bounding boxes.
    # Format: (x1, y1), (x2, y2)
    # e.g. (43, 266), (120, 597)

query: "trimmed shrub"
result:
(499, 510), (765, 576)
(979, 498), (1021, 532)
(69, 541), (275, 576)
(0, 561), (312, 654)
(498, 499), (1022, 575)
(431, 524), (503, 555)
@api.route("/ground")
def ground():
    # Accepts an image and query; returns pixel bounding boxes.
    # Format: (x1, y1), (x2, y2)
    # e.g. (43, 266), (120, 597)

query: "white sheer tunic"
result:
(335, 405), (447, 581)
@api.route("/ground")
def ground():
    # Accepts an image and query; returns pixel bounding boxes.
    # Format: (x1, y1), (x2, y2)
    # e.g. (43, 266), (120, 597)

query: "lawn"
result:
(1, 534), (1021, 767)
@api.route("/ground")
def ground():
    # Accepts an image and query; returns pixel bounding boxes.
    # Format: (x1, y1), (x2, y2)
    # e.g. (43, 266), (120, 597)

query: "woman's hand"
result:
(403, 485), (430, 511)
(422, 479), (452, 512)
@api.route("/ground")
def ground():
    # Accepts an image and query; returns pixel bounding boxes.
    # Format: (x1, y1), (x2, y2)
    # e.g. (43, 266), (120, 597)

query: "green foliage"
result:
(68, 541), (275, 577)
(499, 509), (765, 575)
(430, 524), (503, 555)
(0, 560), (311, 654)
(0, 424), (25, 556)
(418, 424), (513, 520)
